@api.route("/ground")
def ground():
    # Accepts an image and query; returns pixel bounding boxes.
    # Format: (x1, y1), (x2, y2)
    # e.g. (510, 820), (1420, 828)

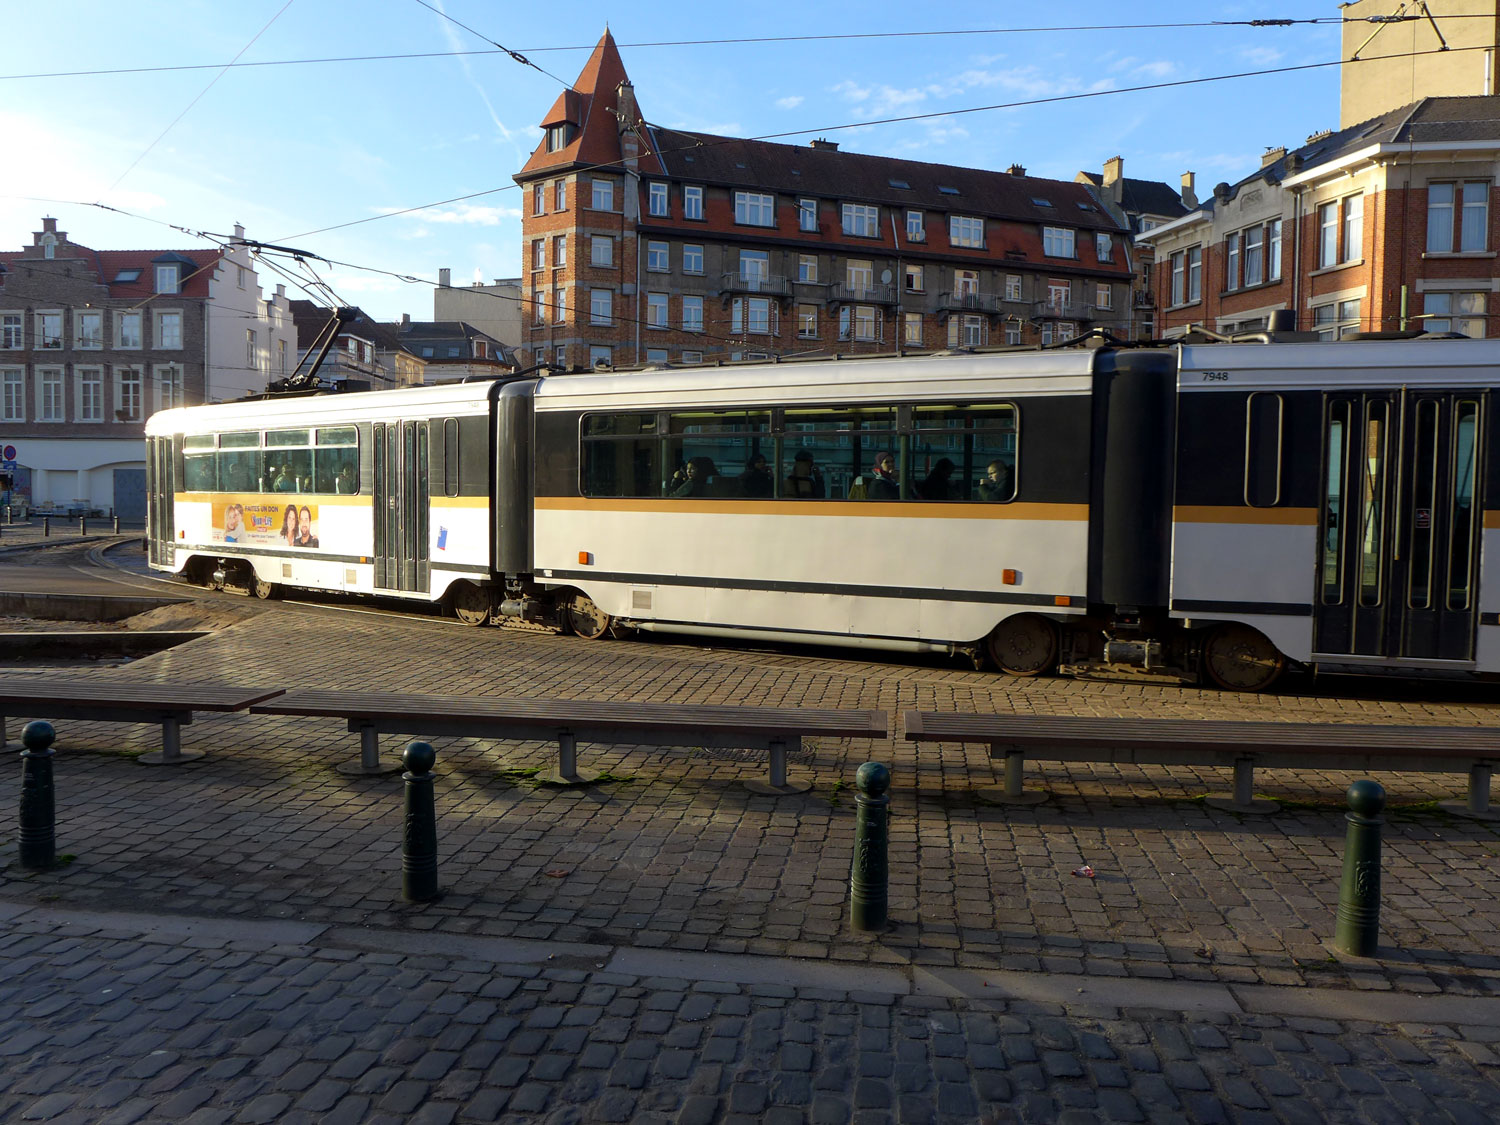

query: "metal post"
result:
(768, 740), (788, 789)
(42, 516), (49, 537)
(79, 515), (87, 537)
(558, 730), (578, 780)
(360, 722), (380, 770)
(1334, 779), (1385, 958)
(113, 515), (120, 534)
(850, 761), (890, 932)
(4, 505), (10, 524)
(160, 717), (182, 763)
(1005, 749), (1025, 798)
(401, 741), (439, 902)
(1234, 758), (1254, 806)
(19, 721), (57, 870)
(1469, 763), (1492, 816)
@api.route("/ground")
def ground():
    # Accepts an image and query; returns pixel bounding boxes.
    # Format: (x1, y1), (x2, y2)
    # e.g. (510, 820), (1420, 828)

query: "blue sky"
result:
(0, 2), (1346, 321)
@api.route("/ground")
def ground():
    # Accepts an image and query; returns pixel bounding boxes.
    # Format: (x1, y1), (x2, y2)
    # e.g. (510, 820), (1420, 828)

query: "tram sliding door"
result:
(1315, 391), (1485, 661)
(145, 434), (175, 568)
(372, 420), (430, 594)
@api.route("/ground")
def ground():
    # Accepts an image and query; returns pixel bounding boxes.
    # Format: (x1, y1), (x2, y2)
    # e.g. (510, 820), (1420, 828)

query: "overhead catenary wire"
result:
(409, 0), (576, 90)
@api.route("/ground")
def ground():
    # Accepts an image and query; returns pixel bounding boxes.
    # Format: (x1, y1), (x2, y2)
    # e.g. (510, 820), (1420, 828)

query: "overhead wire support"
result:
(409, 0), (575, 89)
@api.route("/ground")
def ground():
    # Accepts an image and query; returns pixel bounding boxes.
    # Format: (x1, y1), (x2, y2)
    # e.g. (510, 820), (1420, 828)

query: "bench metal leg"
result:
(978, 747), (1047, 806)
(138, 715), (205, 765)
(1205, 757), (1278, 814)
(1441, 762), (1499, 820)
(744, 737), (812, 796)
(538, 729), (601, 787)
(336, 721), (403, 777)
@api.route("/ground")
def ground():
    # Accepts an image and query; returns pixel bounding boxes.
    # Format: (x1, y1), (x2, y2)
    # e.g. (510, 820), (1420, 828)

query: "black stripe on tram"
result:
(179, 543), (492, 575)
(1171, 598), (1314, 617)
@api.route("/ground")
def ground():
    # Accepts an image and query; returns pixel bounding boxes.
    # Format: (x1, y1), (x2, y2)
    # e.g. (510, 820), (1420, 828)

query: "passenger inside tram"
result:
(785, 450), (826, 498)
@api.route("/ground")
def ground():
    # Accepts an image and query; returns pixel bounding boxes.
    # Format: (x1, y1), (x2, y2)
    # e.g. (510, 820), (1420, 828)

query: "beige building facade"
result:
(1341, 1), (1500, 126)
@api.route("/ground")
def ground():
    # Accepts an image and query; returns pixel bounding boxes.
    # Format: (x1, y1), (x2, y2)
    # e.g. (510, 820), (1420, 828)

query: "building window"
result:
(907, 210), (925, 242)
(954, 268), (978, 298)
(846, 259), (874, 297)
(1187, 246), (1202, 302)
(533, 290), (546, 324)
(76, 310), (103, 349)
(1005, 274), (1022, 301)
(1243, 226), (1264, 287)
(684, 185), (704, 220)
(38, 367), (64, 421)
(116, 311), (142, 350)
(555, 179), (566, 210)
(1171, 252), (1185, 306)
(1425, 291), (1487, 336)
(648, 182), (669, 217)
(155, 311), (182, 350)
(545, 124), (569, 152)
(590, 289), (612, 325)
(246, 329), (257, 370)
(533, 184), (545, 216)
(116, 366), (143, 421)
(646, 241), (669, 272)
(1045, 280), (1071, 315)
(798, 254), (818, 283)
(554, 289), (567, 323)
(646, 349), (669, 365)
(155, 264), (180, 294)
(683, 244), (704, 274)
(798, 304), (818, 339)
(950, 215), (985, 248)
(1042, 226), (1075, 257)
(842, 203), (879, 237)
(904, 264), (924, 292)
(1004, 320), (1023, 345)
(732, 296), (773, 334)
(681, 350), (703, 365)
(739, 250), (769, 288)
(798, 197), (817, 232)
(1225, 231), (1241, 291)
(853, 305), (877, 341)
(552, 235), (567, 267)
(1268, 219), (1282, 280)
(0, 312), (20, 349)
(682, 295), (704, 332)
(735, 191), (776, 227)
(947, 315), (987, 347)
(532, 239), (546, 271)
(591, 179), (615, 211)
(1, 367), (23, 421)
(591, 236), (613, 267)
(156, 364), (184, 409)
(278, 339), (287, 373)
(1317, 196), (1366, 268)
(554, 345), (566, 369)
(647, 293), (669, 329)
(1095, 233), (1113, 262)
(37, 311), (63, 349)
(904, 312), (923, 345)
(1342, 193), (1363, 262)
(1096, 284), (1112, 310)
(589, 345), (612, 369)
(237, 265), (247, 289)
(1427, 181), (1489, 253)
(1312, 298), (1362, 340)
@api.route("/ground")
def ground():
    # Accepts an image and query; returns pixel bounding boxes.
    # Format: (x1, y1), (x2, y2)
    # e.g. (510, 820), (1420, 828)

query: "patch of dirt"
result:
(123, 600), (262, 632)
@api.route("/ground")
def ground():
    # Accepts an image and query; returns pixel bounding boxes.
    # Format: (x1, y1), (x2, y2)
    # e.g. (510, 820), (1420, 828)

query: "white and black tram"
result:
(145, 335), (1497, 692)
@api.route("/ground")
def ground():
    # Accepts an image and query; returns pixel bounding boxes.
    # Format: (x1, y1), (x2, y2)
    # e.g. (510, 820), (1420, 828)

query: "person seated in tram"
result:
(867, 451), (899, 500)
(335, 464), (357, 494)
(978, 459), (1012, 501)
(785, 450), (825, 499)
(271, 464), (296, 492)
(739, 453), (773, 498)
(669, 456), (716, 498)
(917, 458), (956, 501)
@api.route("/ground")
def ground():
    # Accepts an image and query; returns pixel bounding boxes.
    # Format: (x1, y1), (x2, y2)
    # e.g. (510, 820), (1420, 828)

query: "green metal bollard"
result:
(19, 721), (57, 870)
(850, 761), (891, 932)
(41, 516), (49, 537)
(1334, 779), (1386, 957)
(401, 741), (440, 902)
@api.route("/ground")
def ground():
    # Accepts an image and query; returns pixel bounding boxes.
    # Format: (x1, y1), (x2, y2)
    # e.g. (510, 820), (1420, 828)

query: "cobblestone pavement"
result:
(2, 542), (1500, 1119)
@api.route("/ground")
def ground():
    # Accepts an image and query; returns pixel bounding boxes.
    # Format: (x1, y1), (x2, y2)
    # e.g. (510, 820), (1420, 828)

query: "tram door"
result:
(1314, 391), (1485, 661)
(372, 420), (430, 593)
(145, 434), (176, 568)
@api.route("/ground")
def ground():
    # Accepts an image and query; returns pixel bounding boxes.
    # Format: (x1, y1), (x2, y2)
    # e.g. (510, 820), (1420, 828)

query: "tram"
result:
(145, 335), (1498, 692)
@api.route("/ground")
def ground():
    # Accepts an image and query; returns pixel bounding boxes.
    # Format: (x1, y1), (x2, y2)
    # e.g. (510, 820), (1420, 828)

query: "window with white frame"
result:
(683, 244), (704, 274)
(950, 215), (985, 248)
(1005, 274), (1022, 301)
(905, 264), (924, 292)
(1427, 181), (1489, 253)
(647, 293), (669, 329)
(735, 191), (775, 227)
(739, 249), (769, 288)
(947, 315), (987, 347)
(38, 367), (64, 421)
(555, 345), (567, 369)
(0, 312), (20, 349)
(1095, 233), (1113, 262)
(1317, 201), (1338, 267)
(1243, 226), (1264, 287)
(554, 289), (566, 323)
(1187, 246), (1201, 302)
(555, 179), (567, 210)
(798, 197), (817, 232)
(156, 364), (184, 409)
(237, 265), (247, 289)
(1312, 298), (1362, 340)
(37, 311), (62, 349)
(1424, 291), (1487, 336)
(246, 329), (257, 371)
(731, 296), (772, 334)
(155, 310), (182, 349)
(532, 239), (546, 271)
(648, 182), (669, 217)
(904, 312), (922, 345)
(646, 241), (669, 272)
(590, 289), (612, 325)
(116, 366), (143, 421)
(846, 259), (874, 296)
(1268, 219), (1282, 280)
(1004, 320), (1023, 345)
(533, 290), (546, 324)
(798, 304), (818, 338)
(545, 124), (568, 152)
(798, 254), (818, 283)
(589, 345), (612, 369)
(838, 307), (851, 341)
(684, 185), (704, 220)
(533, 184), (545, 216)
(853, 305), (878, 341)
(76, 310), (103, 349)
(1171, 252), (1186, 306)
(1, 367), (23, 420)
(1342, 193), (1363, 262)
(1096, 284), (1112, 310)
(954, 268), (978, 298)
(1226, 231), (1241, 290)
(646, 348), (669, 365)
(590, 236), (613, 267)
(591, 178), (615, 211)
(842, 203), (879, 237)
(1045, 280), (1071, 314)
(1042, 226), (1075, 257)
(278, 339), (287, 373)
(681, 350), (703, 365)
(554, 235), (567, 266)
(155, 264), (180, 294)
(682, 295), (704, 332)
(906, 210), (925, 241)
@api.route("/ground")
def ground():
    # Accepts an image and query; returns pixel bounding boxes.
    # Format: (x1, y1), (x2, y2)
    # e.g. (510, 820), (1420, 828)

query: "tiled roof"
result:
(1079, 173), (1188, 220)
(0, 245), (221, 299)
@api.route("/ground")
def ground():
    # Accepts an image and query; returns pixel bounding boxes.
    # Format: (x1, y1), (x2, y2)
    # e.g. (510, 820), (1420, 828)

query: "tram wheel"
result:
(1201, 623), (1285, 693)
(564, 592), (611, 640)
(449, 582), (492, 627)
(251, 574), (279, 601)
(987, 613), (1059, 676)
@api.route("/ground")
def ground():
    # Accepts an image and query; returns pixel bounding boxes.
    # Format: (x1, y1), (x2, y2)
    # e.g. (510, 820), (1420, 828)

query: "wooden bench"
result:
(903, 711), (1500, 818)
(252, 690), (890, 793)
(1, 680), (286, 765)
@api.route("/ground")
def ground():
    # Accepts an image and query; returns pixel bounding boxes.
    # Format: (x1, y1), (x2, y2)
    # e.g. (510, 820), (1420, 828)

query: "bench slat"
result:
(0, 681), (285, 713)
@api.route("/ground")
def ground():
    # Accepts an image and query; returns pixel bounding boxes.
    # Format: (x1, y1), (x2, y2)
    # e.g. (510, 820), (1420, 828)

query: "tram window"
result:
(183, 435), (216, 492)
(1408, 400), (1438, 609)
(581, 413), (660, 498)
(217, 431), (262, 494)
(667, 410), (771, 498)
(443, 419), (460, 497)
(911, 403), (1017, 501)
(1244, 393), (1283, 507)
(1358, 400), (1388, 608)
(1447, 401), (1479, 610)
(1321, 405), (1347, 604)
(315, 427), (359, 494)
(784, 406), (895, 499)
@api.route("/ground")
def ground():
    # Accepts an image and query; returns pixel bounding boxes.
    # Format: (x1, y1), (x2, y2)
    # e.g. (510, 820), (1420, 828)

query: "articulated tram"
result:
(145, 336), (1499, 692)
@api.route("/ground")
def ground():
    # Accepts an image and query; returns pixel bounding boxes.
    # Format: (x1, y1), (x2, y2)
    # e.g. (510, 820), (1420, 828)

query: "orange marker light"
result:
(1001, 569), (1018, 585)
(578, 551), (593, 565)
(1054, 595), (1072, 607)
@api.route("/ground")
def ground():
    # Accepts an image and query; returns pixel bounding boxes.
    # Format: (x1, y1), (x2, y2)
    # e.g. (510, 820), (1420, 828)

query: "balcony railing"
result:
(719, 272), (791, 297)
(830, 281), (898, 305)
(1032, 299), (1095, 321)
(937, 290), (1000, 314)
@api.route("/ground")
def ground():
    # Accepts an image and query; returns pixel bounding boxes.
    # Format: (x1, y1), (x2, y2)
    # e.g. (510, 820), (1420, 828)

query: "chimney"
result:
(42, 217), (57, 233)
(401, 313), (411, 329)
(1261, 146), (1286, 168)
(438, 268), (451, 288)
(615, 80), (639, 127)
(233, 222), (246, 240)
(275, 283), (285, 298)
(1180, 172), (1197, 209)
(1006, 164), (1026, 177)
(809, 138), (839, 150)
(1103, 156), (1124, 204)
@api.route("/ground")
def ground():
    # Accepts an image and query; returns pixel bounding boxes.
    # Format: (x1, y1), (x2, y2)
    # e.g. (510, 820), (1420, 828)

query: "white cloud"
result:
(1239, 47), (1284, 67)
(775, 95), (804, 110)
(378, 202), (519, 226)
(1132, 61), (1176, 80)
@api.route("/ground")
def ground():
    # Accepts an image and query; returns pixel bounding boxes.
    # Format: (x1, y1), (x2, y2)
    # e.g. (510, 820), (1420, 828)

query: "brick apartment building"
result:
(1139, 96), (1500, 340)
(0, 218), (294, 515)
(514, 31), (1139, 370)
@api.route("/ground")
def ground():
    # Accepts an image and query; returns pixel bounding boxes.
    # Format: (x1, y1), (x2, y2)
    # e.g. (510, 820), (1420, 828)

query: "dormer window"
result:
(155, 264), (180, 294)
(545, 123), (574, 152)
(40, 233), (57, 259)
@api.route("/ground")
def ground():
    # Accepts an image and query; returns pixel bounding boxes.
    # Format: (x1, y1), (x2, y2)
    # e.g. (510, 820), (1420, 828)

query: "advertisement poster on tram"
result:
(213, 497), (320, 549)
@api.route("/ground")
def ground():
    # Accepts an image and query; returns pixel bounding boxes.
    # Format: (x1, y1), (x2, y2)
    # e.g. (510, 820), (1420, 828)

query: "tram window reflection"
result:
(783, 406), (892, 499)
(183, 451), (216, 492)
(667, 409), (770, 498)
(911, 403), (1017, 501)
(316, 427), (360, 494)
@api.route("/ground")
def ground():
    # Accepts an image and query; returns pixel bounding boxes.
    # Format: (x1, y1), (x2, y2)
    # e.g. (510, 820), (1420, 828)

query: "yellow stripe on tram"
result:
(533, 497), (1091, 520)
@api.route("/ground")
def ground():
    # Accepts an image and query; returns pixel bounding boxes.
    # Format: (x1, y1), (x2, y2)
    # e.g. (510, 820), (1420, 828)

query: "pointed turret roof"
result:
(517, 29), (655, 179)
